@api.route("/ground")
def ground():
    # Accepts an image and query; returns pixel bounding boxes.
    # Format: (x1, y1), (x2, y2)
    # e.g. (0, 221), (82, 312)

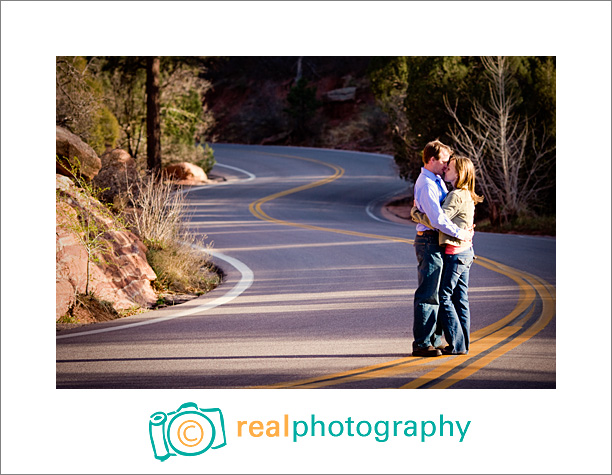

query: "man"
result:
(411, 140), (473, 357)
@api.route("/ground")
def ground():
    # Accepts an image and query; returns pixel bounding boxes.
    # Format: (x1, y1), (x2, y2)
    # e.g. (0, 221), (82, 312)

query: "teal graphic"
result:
(149, 402), (227, 461)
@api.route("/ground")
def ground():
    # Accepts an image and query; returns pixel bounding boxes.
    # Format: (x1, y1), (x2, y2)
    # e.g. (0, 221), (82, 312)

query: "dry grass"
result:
(126, 176), (185, 248)
(126, 175), (221, 294)
(475, 214), (556, 236)
(147, 235), (220, 294)
(57, 293), (120, 325)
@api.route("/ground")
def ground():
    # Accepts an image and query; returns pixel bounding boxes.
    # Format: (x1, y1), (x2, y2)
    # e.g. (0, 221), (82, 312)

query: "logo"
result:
(149, 402), (227, 461)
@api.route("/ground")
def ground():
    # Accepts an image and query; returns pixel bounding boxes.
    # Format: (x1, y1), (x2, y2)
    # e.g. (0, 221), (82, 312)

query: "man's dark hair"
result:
(422, 140), (452, 165)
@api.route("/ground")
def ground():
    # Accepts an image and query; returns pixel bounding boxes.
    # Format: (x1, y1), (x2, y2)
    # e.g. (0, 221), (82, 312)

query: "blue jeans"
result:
(413, 234), (445, 350)
(439, 248), (474, 354)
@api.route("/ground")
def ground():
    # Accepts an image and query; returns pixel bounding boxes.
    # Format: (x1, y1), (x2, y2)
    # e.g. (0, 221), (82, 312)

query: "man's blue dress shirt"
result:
(413, 167), (463, 239)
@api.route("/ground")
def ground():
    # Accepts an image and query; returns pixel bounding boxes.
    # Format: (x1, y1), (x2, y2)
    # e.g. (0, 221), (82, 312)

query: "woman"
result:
(411, 155), (483, 355)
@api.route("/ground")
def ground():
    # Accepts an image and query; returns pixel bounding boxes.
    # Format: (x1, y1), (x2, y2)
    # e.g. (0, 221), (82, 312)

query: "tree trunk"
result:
(296, 56), (303, 83)
(146, 56), (162, 175)
(489, 202), (501, 228)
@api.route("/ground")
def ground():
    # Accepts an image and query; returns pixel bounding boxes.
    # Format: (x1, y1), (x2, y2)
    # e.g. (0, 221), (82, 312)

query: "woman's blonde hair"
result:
(452, 155), (483, 203)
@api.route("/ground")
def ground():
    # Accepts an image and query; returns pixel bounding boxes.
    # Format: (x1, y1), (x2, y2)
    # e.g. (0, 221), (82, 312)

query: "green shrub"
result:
(285, 78), (321, 142)
(88, 105), (121, 155)
(162, 88), (204, 145)
(195, 143), (216, 174)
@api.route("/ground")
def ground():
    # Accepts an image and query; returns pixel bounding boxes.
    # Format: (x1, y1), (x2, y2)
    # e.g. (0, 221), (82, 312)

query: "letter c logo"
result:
(177, 420), (204, 447)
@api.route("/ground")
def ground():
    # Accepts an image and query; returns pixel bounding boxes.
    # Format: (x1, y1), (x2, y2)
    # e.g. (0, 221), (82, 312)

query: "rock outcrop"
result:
(56, 193), (88, 318)
(56, 174), (157, 320)
(325, 87), (357, 102)
(56, 126), (102, 180)
(93, 148), (140, 203)
(162, 162), (208, 185)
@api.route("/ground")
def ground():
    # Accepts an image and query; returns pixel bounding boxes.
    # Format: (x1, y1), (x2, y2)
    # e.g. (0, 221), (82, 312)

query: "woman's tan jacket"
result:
(411, 188), (475, 247)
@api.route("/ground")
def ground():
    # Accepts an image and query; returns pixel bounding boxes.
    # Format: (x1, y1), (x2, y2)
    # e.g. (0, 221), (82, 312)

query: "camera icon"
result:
(149, 402), (227, 461)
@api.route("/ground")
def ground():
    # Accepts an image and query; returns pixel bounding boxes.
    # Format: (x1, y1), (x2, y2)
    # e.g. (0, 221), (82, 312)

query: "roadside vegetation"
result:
(56, 56), (216, 173)
(56, 56), (221, 324)
(369, 56), (555, 229)
(125, 176), (221, 296)
(56, 168), (222, 325)
(474, 215), (556, 237)
(56, 156), (126, 296)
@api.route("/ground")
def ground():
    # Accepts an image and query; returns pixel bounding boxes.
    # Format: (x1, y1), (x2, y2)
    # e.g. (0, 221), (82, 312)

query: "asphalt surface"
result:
(56, 144), (556, 389)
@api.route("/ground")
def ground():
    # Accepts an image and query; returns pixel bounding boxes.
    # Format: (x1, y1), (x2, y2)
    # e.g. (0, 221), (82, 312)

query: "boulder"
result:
(93, 148), (140, 203)
(162, 162), (208, 185)
(56, 174), (157, 320)
(56, 126), (102, 180)
(325, 87), (357, 102)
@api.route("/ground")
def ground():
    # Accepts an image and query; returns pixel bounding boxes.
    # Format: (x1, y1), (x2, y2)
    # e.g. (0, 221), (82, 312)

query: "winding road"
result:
(56, 144), (556, 389)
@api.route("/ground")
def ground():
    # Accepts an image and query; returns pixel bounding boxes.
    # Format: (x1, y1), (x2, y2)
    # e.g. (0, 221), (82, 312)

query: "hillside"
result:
(202, 57), (393, 153)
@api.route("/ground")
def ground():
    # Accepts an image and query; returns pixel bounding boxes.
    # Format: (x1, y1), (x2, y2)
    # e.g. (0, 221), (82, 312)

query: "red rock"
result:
(56, 174), (157, 319)
(162, 162), (208, 185)
(93, 149), (141, 202)
(56, 280), (76, 320)
(56, 126), (102, 181)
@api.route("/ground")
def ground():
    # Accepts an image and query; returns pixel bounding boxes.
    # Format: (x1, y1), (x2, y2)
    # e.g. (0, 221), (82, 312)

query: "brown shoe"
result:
(412, 346), (442, 357)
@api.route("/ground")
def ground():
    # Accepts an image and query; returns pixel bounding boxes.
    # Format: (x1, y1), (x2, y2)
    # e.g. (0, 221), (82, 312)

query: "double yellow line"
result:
(249, 153), (411, 244)
(246, 152), (556, 389)
(401, 260), (555, 389)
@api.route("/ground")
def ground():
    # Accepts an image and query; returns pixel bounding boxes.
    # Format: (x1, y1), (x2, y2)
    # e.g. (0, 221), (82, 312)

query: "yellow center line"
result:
(298, 361), (427, 389)
(276, 304), (537, 390)
(244, 152), (555, 389)
(400, 261), (545, 389)
(400, 326), (523, 389)
(427, 273), (556, 389)
(516, 305), (536, 327)
(470, 257), (535, 339)
(248, 153), (414, 244)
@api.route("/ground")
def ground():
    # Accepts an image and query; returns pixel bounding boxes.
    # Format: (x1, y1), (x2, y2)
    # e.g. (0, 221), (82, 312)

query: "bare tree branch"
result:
(444, 56), (555, 223)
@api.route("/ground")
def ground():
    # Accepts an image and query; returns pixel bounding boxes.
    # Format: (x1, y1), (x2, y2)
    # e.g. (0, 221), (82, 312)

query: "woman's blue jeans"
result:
(439, 248), (474, 354)
(413, 234), (445, 350)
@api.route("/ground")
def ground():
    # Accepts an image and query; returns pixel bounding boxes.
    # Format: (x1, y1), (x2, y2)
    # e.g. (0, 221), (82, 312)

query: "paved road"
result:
(56, 144), (556, 389)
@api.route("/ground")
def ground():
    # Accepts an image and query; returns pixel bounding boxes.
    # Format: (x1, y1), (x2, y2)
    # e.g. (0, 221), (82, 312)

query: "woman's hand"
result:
(459, 224), (475, 242)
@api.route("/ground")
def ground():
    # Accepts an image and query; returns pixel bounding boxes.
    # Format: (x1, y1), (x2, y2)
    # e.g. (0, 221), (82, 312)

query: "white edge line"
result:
(56, 248), (254, 340)
(214, 162), (257, 180)
(365, 188), (409, 225)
